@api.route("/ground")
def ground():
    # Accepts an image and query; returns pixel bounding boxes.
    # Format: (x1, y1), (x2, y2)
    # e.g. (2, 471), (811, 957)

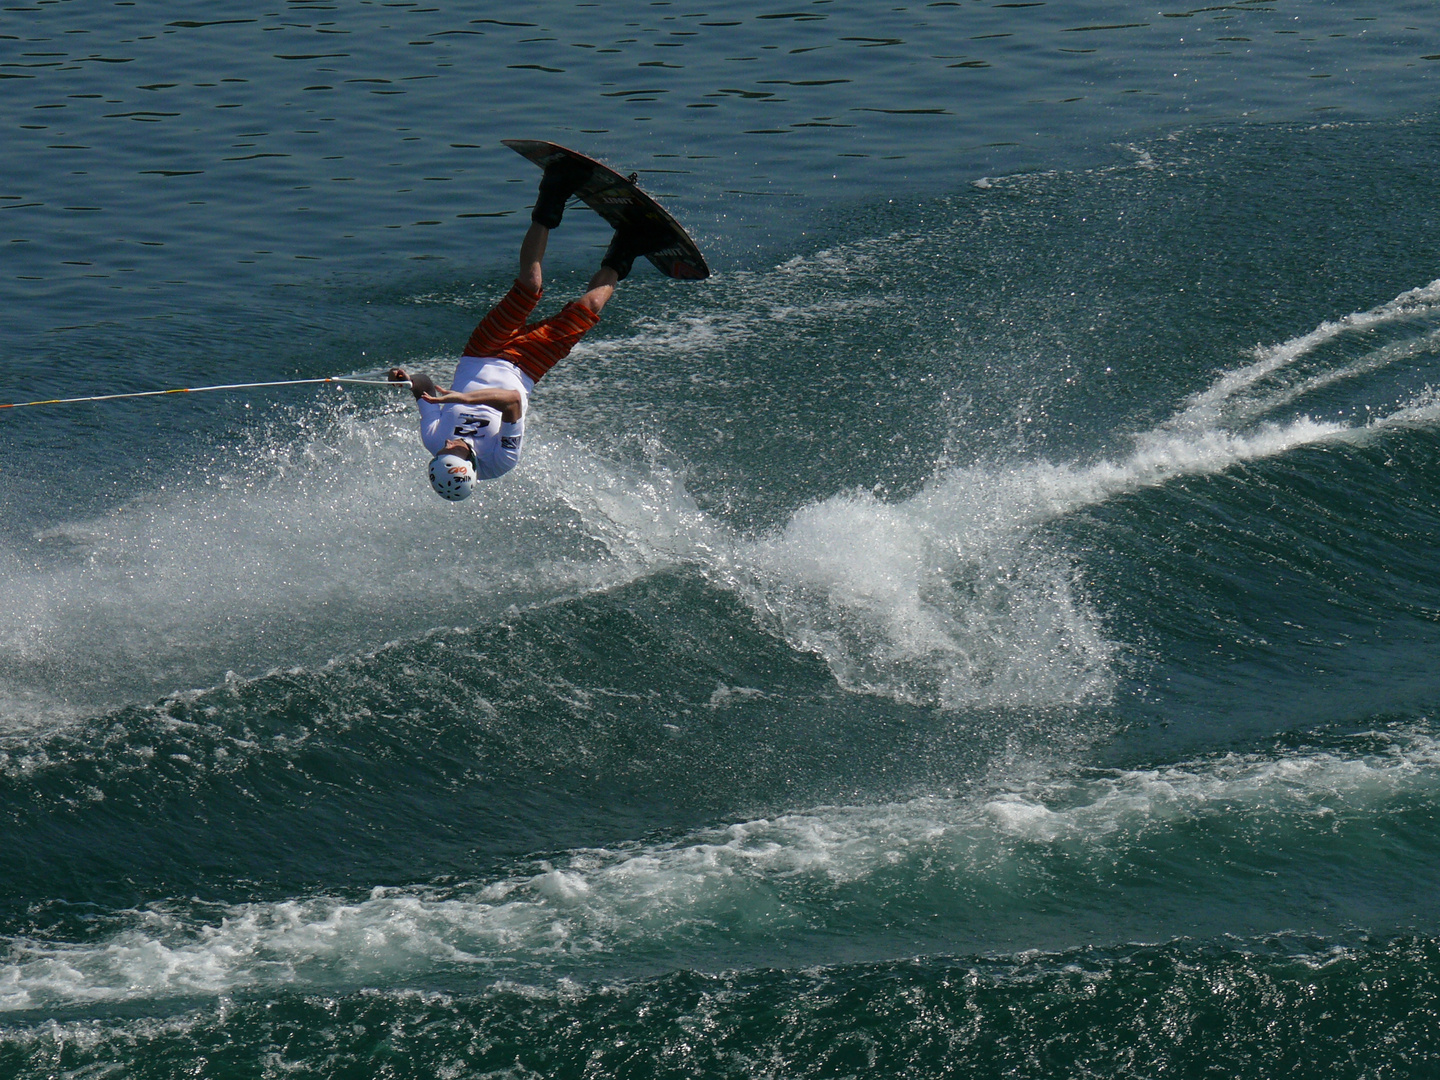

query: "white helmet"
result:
(429, 453), (476, 501)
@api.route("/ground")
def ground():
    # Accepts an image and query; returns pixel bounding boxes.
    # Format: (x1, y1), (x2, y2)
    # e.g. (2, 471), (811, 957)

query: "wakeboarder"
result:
(389, 159), (666, 500)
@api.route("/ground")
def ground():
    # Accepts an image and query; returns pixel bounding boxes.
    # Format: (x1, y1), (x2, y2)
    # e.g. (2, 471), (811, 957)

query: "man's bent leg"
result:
(497, 263), (616, 380)
(496, 301), (601, 383)
(498, 263), (616, 380)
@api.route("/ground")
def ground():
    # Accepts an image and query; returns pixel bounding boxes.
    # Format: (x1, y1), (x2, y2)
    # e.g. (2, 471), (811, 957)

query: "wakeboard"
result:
(502, 139), (711, 281)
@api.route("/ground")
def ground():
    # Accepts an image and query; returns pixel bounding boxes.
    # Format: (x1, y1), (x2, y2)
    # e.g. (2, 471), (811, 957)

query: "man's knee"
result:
(577, 286), (613, 315)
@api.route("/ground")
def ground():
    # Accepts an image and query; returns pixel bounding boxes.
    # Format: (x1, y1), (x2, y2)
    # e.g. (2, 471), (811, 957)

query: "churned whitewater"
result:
(6, 1), (1440, 1076)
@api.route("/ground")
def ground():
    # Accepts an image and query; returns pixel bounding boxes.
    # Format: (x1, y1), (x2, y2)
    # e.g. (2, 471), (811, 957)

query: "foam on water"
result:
(4, 727), (1436, 1011)
(1168, 277), (1440, 433)
(0, 399), (689, 723)
(513, 264), (1440, 710)
(5, 270), (1440, 723)
(709, 275), (1440, 707)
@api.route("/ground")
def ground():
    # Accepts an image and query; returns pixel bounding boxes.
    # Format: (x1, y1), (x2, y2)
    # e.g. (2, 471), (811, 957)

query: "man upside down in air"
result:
(389, 160), (664, 501)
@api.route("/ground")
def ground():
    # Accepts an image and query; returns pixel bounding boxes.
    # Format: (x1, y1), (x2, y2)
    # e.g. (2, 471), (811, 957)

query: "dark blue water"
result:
(5, 1), (1440, 1075)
